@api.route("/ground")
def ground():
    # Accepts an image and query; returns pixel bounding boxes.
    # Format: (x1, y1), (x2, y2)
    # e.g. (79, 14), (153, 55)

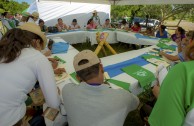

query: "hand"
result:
(44, 50), (51, 56)
(52, 61), (58, 69)
(54, 68), (66, 75)
(152, 84), (160, 98)
(48, 58), (57, 62)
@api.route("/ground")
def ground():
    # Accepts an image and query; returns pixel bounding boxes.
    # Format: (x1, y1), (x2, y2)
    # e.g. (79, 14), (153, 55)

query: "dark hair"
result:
(134, 22), (140, 27)
(58, 18), (62, 21)
(72, 19), (77, 22)
(39, 19), (44, 24)
(87, 19), (93, 25)
(0, 28), (43, 63)
(15, 13), (19, 17)
(105, 19), (110, 21)
(121, 19), (127, 24)
(185, 43), (194, 60)
(2, 12), (9, 17)
(160, 25), (166, 31)
(177, 27), (185, 35)
(76, 59), (100, 81)
(48, 39), (54, 50)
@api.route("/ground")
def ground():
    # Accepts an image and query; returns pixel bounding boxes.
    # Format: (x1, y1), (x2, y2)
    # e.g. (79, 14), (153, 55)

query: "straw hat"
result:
(32, 12), (39, 18)
(92, 10), (98, 14)
(18, 22), (47, 49)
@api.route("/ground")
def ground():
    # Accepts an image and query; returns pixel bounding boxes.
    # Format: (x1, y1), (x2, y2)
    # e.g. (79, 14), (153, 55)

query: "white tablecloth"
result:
(47, 31), (87, 44)
(117, 31), (159, 45)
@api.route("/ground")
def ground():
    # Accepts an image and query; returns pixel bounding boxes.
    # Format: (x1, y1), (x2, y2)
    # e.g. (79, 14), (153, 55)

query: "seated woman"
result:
(102, 19), (112, 29)
(69, 19), (80, 30)
(131, 22), (141, 33)
(86, 19), (97, 30)
(39, 19), (48, 32)
(171, 27), (185, 43)
(0, 23), (60, 126)
(56, 18), (68, 32)
(159, 31), (193, 62)
(120, 19), (129, 31)
(156, 25), (168, 38)
(141, 27), (154, 36)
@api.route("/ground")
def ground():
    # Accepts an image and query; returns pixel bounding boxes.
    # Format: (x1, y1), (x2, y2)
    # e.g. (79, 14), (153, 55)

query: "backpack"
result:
(48, 26), (58, 33)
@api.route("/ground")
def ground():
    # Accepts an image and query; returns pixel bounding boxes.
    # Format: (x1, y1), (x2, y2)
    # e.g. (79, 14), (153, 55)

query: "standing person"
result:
(156, 25), (168, 38)
(86, 19), (97, 30)
(171, 27), (185, 43)
(0, 23), (60, 126)
(56, 18), (68, 32)
(62, 50), (139, 126)
(28, 11), (39, 24)
(2, 12), (16, 29)
(19, 12), (30, 26)
(69, 19), (80, 30)
(102, 18), (112, 29)
(91, 10), (101, 27)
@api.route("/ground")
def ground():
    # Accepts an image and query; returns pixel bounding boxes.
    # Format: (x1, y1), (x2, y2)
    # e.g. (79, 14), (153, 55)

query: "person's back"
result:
(62, 50), (139, 126)
(62, 82), (139, 126)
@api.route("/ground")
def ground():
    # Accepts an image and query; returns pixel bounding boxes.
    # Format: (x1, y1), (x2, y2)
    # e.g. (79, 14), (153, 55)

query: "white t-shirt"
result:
(70, 24), (80, 30)
(184, 109), (194, 126)
(62, 82), (139, 126)
(0, 48), (60, 125)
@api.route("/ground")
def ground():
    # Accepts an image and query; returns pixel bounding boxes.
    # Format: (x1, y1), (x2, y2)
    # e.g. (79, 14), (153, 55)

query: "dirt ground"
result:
(164, 20), (194, 34)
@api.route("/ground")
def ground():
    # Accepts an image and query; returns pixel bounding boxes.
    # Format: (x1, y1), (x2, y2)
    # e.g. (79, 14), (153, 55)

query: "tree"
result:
(0, 0), (29, 14)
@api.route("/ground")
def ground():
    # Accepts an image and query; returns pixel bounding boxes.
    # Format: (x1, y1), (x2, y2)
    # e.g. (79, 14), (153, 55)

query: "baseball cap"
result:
(73, 50), (100, 72)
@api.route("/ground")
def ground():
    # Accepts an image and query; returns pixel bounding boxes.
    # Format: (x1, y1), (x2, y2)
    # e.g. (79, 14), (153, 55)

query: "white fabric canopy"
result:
(39, 0), (194, 5)
(27, 1), (110, 28)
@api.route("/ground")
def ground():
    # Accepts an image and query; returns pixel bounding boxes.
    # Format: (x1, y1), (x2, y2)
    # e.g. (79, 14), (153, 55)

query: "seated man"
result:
(159, 37), (190, 62)
(69, 19), (80, 30)
(62, 50), (139, 126)
(156, 25), (168, 38)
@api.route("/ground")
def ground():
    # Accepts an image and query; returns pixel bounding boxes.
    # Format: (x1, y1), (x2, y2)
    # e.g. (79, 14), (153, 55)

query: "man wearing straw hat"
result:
(28, 11), (39, 24)
(91, 10), (101, 27)
(62, 50), (139, 126)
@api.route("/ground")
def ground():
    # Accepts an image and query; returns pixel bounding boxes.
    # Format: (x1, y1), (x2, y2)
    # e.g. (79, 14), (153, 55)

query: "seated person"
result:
(171, 27), (185, 43)
(131, 22), (141, 33)
(102, 18), (112, 29)
(149, 43), (194, 126)
(159, 37), (190, 62)
(156, 25), (168, 38)
(28, 12), (39, 24)
(62, 50), (139, 126)
(120, 19), (129, 31)
(39, 19), (48, 32)
(141, 27), (154, 36)
(19, 12), (30, 26)
(86, 19), (97, 30)
(56, 18), (68, 32)
(69, 19), (80, 30)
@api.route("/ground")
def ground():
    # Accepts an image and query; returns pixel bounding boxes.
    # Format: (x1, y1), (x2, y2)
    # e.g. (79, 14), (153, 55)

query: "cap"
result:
(18, 22), (47, 49)
(73, 50), (100, 72)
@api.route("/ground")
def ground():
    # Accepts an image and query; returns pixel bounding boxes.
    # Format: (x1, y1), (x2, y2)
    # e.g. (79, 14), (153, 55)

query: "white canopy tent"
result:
(39, 0), (194, 5)
(27, 1), (110, 28)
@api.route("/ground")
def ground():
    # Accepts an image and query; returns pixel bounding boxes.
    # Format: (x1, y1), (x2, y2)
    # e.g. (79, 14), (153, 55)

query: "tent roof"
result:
(39, 0), (194, 5)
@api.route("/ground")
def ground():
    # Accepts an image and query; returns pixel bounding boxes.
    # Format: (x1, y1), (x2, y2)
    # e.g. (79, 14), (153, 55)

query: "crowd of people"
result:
(0, 9), (194, 126)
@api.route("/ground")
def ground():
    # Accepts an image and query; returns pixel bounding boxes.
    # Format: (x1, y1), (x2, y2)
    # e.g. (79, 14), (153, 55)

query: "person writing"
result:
(69, 19), (80, 30)
(0, 23), (60, 126)
(62, 50), (139, 126)
(102, 19), (112, 29)
(86, 19), (97, 30)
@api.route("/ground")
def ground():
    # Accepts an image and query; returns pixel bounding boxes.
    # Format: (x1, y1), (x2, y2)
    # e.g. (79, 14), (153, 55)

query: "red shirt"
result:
(131, 26), (141, 32)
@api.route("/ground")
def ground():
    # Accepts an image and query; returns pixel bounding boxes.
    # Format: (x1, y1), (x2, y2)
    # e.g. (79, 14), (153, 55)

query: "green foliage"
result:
(0, 0), (29, 14)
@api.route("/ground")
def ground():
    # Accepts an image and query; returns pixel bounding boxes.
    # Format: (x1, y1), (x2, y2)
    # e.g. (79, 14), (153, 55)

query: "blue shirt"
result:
(156, 31), (168, 38)
(178, 52), (184, 62)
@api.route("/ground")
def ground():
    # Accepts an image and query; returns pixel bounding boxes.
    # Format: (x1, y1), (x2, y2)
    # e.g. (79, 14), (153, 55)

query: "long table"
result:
(46, 30), (161, 46)
(44, 37), (177, 126)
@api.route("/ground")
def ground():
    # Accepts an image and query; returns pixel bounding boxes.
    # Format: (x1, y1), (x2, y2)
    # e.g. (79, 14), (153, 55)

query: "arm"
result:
(160, 51), (180, 61)
(36, 55), (60, 109)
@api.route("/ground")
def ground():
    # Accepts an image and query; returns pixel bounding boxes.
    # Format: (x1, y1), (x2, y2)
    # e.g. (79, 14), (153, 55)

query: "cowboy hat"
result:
(18, 22), (47, 49)
(31, 12), (39, 18)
